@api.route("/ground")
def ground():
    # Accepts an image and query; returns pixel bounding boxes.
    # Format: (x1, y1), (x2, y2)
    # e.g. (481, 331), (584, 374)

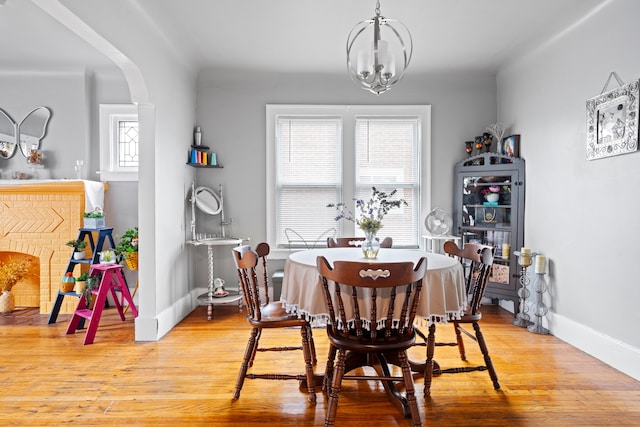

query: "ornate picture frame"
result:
(499, 134), (520, 157)
(586, 77), (639, 160)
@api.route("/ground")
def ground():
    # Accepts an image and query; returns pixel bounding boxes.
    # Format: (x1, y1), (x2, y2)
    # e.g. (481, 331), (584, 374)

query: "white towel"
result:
(82, 180), (104, 213)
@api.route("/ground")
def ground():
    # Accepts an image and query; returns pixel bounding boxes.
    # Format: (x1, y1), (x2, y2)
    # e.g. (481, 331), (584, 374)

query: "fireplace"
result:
(0, 180), (105, 314)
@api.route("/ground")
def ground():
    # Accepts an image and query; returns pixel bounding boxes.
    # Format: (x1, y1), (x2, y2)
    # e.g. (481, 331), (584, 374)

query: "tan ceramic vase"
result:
(0, 291), (15, 314)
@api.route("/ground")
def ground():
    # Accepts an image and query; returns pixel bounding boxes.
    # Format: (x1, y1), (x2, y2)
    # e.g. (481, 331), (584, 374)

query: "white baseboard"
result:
(134, 291), (196, 341)
(497, 298), (639, 381)
(551, 313), (640, 381)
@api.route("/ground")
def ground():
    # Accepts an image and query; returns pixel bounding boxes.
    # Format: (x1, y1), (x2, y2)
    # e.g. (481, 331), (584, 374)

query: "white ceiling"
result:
(0, 0), (608, 75)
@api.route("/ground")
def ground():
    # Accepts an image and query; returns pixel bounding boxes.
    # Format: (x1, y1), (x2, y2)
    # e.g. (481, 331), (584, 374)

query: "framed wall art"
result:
(586, 73), (639, 160)
(500, 134), (520, 157)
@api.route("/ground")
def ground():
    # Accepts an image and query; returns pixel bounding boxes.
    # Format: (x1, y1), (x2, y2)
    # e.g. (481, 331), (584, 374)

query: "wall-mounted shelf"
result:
(187, 163), (223, 168)
(188, 144), (220, 167)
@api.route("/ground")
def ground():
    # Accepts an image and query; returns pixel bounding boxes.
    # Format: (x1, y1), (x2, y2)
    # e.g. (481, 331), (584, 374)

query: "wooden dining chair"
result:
(326, 236), (393, 248)
(231, 243), (317, 403)
(422, 241), (500, 396)
(316, 255), (427, 427)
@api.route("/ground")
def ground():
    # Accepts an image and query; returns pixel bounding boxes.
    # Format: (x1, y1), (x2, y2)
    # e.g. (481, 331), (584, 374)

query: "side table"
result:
(197, 290), (242, 321)
(422, 234), (461, 254)
(187, 236), (244, 320)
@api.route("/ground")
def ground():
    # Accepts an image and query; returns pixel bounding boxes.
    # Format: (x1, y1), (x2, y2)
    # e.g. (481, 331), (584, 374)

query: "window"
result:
(98, 104), (139, 181)
(266, 105), (431, 257)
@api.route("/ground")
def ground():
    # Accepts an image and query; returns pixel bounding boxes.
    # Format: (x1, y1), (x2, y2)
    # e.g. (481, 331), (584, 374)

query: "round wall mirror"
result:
(194, 186), (222, 215)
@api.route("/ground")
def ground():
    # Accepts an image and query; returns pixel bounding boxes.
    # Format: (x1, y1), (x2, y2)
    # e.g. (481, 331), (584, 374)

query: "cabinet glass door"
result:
(460, 174), (513, 286)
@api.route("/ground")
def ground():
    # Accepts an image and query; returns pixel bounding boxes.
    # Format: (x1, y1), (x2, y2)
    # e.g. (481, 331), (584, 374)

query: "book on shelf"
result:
(188, 149), (218, 166)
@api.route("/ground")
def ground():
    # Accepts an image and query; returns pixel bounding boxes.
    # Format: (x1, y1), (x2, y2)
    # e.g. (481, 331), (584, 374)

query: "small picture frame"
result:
(586, 78), (639, 160)
(500, 135), (520, 157)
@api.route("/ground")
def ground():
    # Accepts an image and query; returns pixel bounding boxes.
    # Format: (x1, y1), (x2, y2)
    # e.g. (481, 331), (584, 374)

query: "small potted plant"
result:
(115, 227), (139, 270)
(61, 272), (75, 293)
(83, 208), (105, 229)
(74, 272), (89, 294)
(83, 275), (100, 308)
(99, 249), (116, 264)
(66, 239), (88, 260)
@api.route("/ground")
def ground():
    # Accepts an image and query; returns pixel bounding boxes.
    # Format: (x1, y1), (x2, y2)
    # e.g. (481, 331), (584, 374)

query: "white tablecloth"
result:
(281, 248), (466, 328)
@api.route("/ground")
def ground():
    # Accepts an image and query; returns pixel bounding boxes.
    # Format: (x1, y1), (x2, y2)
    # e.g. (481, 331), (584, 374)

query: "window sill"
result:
(97, 171), (138, 182)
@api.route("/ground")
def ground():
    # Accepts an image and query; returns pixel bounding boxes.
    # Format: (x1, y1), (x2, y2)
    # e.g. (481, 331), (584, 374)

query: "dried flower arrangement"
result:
(0, 257), (32, 292)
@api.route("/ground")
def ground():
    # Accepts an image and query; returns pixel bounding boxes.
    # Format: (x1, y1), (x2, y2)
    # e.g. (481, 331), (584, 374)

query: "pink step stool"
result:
(66, 263), (138, 345)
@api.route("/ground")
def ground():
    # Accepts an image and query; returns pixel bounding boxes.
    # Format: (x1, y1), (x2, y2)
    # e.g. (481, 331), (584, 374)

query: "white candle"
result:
(518, 247), (531, 266)
(502, 243), (510, 259)
(535, 255), (546, 274)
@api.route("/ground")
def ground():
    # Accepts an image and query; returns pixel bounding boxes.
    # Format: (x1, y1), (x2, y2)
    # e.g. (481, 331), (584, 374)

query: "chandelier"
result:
(346, 0), (413, 95)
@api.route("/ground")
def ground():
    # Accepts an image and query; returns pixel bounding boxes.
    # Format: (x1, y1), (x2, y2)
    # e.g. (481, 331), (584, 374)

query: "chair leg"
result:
(306, 324), (317, 365)
(248, 328), (262, 367)
(233, 328), (259, 400)
(323, 344), (337, 393)
(453, 321), (467, 361)
(473, 322), (500, 390)
(325, 349), (346, 427)
(424, 323), (436, 397)
(398, 350), (422, 427)
(300, 324), (317, 403)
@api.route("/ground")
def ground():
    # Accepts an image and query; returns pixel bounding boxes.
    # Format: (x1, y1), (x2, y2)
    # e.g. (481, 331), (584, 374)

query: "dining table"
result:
(280, 247), (466, 416)
(281, 247), (466, 329)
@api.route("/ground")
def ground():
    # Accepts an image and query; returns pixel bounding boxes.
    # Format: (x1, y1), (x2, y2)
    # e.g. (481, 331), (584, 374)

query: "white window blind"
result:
(276, 117), (341, 248)
(355, 117), (420, 245)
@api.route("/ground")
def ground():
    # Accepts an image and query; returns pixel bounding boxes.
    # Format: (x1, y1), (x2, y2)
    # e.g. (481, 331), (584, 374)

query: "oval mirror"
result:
(0, 108), (17, 159)
(18, 106), (51, 158)
(195, 186), (222, 215)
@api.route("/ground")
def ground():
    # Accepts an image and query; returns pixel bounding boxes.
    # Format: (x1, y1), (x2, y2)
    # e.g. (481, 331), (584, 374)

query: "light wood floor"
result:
(1, 304), (639, 426)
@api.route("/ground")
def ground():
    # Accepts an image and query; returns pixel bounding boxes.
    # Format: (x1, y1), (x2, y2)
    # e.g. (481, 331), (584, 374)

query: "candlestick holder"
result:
(528, 258), (549, 335)
(465, 141), (474, 156)
(474, 135), (484, 154)
(513, 250), (535, 328)
(483, 132), (493, 152)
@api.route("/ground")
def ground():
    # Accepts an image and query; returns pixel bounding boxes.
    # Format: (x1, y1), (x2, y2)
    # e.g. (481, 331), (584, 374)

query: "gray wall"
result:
(193, 70), (497, 290)
(497, 0), (640, 379)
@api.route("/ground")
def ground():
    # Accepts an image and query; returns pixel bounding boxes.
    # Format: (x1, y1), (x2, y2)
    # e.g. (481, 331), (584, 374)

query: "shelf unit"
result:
(187, 144), (222, 168)
(453, 152), (525, 312)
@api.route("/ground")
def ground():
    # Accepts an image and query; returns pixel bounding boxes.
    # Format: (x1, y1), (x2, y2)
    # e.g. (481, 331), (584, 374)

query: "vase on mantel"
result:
(0, 291), (15, 314)
(361, 230), (381, 259)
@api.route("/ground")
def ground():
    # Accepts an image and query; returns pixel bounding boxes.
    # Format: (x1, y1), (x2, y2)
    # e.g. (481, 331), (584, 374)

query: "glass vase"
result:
(361, 230), (381, 259)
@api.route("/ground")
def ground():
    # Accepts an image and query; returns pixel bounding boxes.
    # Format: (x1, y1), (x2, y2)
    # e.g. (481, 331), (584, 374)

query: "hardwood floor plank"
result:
(0, 304), (639, 426)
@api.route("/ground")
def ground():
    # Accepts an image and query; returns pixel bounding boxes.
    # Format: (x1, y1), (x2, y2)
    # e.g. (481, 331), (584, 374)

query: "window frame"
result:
(266, 104), (432, 260)
(98, 104), (139, 182)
